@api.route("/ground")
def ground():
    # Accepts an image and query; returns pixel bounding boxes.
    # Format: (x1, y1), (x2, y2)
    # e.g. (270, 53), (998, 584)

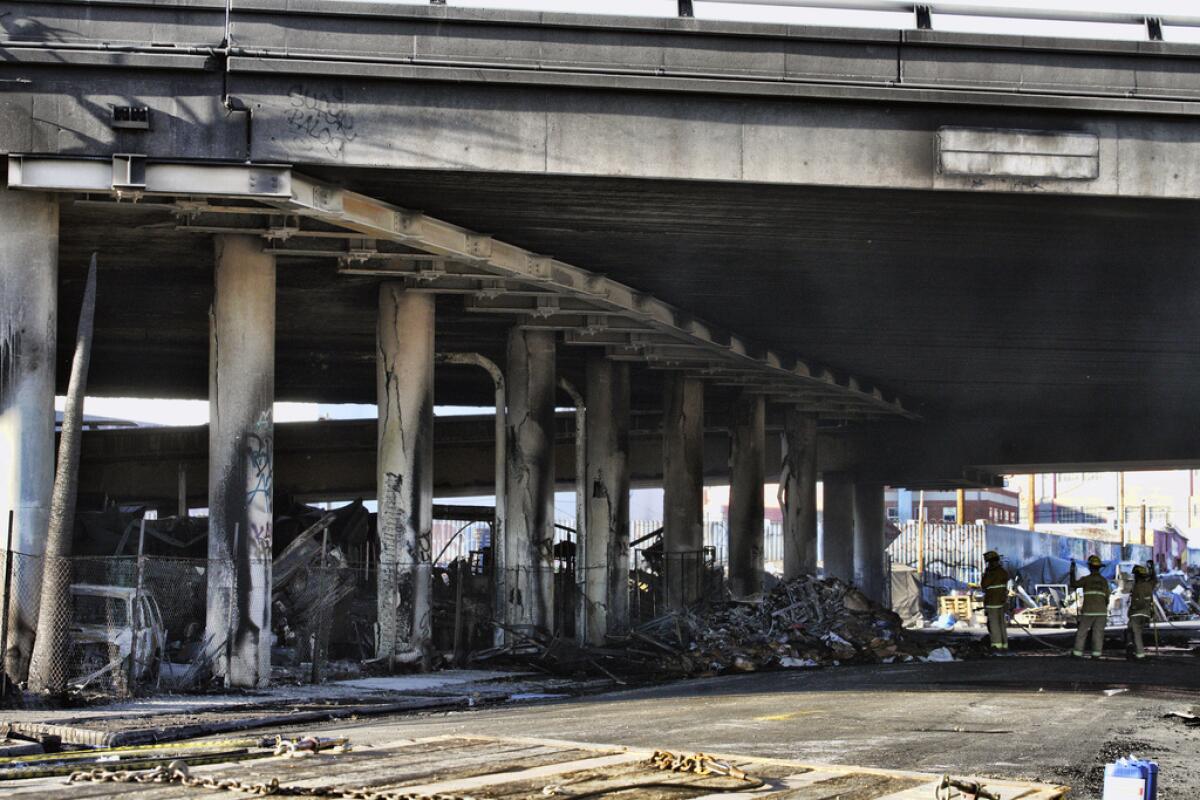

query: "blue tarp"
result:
(1015, 555), (1117, 586)
(1014, 556), (1073, 586)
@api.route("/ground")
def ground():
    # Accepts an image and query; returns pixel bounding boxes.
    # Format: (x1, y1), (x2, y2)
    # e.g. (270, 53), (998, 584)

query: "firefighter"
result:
(980, 551), (1010, 653)
(1127, 561), (1158, 660)
(1070, 555), (1110, 658)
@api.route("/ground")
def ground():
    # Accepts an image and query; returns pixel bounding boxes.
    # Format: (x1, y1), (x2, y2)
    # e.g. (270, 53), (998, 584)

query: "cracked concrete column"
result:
(822, 471), (855, 584)
(663, 374), (704, 609)
(727, 392), (765, 599)
(582, 355), (630, 644)
(0, 187), (57, 682)
(376, 285), (434, 669)
(853, 483), (886, 603)
(205, 235), (274, 688)
(505, 328), (556, 635)
(781, 408), (818, 579)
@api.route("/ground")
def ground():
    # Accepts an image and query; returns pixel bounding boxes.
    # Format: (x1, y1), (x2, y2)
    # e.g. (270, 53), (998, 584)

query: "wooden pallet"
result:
(16, 734), (1068, 799)
(939, 594), (981, 622)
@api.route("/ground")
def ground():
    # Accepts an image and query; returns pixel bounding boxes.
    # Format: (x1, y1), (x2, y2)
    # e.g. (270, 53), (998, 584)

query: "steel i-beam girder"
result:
(6, 154), (916, 422)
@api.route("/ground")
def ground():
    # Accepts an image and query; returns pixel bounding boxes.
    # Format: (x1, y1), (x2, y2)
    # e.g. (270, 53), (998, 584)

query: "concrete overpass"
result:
(4, 0), (1200, 684)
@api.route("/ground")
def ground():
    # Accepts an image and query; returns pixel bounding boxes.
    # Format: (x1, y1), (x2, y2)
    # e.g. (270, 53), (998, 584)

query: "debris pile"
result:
(626, 575), (926, 676)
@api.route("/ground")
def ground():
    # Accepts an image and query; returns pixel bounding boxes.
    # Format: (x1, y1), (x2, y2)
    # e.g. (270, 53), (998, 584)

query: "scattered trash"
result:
(926, 647), (957, 663)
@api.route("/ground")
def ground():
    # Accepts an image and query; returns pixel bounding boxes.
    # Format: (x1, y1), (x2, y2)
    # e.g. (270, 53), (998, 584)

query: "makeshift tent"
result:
(890, 565), (923, 627)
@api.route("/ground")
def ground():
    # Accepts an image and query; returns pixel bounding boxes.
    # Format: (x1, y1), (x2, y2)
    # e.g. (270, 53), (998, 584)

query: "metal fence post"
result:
(131, 518), (146, 690)
(0, 511), (12, 699)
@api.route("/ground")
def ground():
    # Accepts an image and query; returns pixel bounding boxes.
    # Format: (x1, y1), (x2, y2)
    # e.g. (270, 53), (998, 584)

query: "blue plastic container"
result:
(1103, 756), (1158, 799)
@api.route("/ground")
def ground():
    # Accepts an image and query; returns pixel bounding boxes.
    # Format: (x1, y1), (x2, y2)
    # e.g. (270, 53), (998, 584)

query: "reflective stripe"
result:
(1130, 612), (1152, 619)
(984, 604), (1006, 609)
(1083, 591), (1108, 597)
(1081, 612), (1108, 616)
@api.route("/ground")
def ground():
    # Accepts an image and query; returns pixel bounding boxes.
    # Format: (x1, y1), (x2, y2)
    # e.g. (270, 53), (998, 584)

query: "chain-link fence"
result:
(2, 552), (209, 699)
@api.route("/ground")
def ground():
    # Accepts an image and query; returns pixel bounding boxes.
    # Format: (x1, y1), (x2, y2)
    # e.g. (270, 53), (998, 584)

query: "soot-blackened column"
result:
(853, 483), (886, 603)
(206, 235), (275, 688)
(582, 355), (630, 643)
(781, 408), (818, 579)
(727, 392), (765, 598)
(0, 187), (57, 682)
(822, 471), (855, 583)
(376, 285), (435, 669)
(505, 328), (556, 634)
(663, 374), (704, 609)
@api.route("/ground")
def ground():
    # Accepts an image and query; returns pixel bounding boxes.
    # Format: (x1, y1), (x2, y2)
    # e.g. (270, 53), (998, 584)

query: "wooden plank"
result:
(12, 734), (1068, 799)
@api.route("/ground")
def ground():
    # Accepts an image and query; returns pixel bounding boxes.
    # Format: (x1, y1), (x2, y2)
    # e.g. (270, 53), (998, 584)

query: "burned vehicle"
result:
(69, 584), (166, 690)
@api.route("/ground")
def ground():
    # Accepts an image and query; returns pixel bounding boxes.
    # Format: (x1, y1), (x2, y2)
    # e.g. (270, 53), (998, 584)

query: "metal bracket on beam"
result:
(1146, 17), (1164, 41)
(678, 0), (694, 17)
(915, 5), (933, 29)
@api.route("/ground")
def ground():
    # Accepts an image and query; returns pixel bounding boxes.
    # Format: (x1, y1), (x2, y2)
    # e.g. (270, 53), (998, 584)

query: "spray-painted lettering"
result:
(286, 85), (357, 158)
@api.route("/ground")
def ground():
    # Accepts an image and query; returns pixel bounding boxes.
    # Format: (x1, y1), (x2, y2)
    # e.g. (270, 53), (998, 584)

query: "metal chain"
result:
(647, 750), (749, 782)
(67, 760), (478, 800)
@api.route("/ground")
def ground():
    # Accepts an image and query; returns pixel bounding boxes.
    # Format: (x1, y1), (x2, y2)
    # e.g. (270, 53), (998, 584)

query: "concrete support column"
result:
(662, 374), (704, 609)
(0, 188), (58, 682)
(853, 483), (886, 603)
(780, 408), (818, 579)
(582, 356), (630, 644)
(727, 392), (765, 598)
(376, 285), (435, 668)
(505, 328), (556, 634)
(822, 472), (855, 583)
(205, 235), (274, 688)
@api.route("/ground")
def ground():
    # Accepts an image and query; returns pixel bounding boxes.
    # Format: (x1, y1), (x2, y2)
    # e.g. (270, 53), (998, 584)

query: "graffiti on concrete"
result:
(245, 419), (273, 557)
(286, 85), (357, 157)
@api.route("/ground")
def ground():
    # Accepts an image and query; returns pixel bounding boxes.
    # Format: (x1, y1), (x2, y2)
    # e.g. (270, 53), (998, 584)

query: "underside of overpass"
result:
(4, 0), (1200, 686)
(55, 172), (1200, 469)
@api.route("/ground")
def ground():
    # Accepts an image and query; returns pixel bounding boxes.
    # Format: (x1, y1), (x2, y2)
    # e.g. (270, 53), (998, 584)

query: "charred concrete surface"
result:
(205, 235), (275, 688)
(504, 328), (556, 635)
(0, 188), (56, 681)
(728, 391), (766, 599)
(662, 374), (705, 610)
(375, 286), (435, 667)
(581, 356), (631, 645)
(781, 409), (819, 579)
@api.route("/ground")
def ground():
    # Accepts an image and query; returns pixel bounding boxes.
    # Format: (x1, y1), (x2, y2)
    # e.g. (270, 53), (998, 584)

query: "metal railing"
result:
(419, 1), (1200, 43)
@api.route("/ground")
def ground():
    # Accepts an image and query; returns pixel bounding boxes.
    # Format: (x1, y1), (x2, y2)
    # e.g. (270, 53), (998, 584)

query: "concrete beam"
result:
(663, 374), (705, 609)
(376, 285), (434, 668)
(727, 392), (765, 599)
(205, 235), (274, 688)
(504, 328), (556, 635)
(0, 186), (57, 683)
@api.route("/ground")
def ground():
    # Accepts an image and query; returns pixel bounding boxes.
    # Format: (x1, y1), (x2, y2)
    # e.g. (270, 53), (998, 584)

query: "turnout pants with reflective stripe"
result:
(1129, 614), (1150, 658)
(985, 606), (1008, 649)
(1073, 615), (1106, 656)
